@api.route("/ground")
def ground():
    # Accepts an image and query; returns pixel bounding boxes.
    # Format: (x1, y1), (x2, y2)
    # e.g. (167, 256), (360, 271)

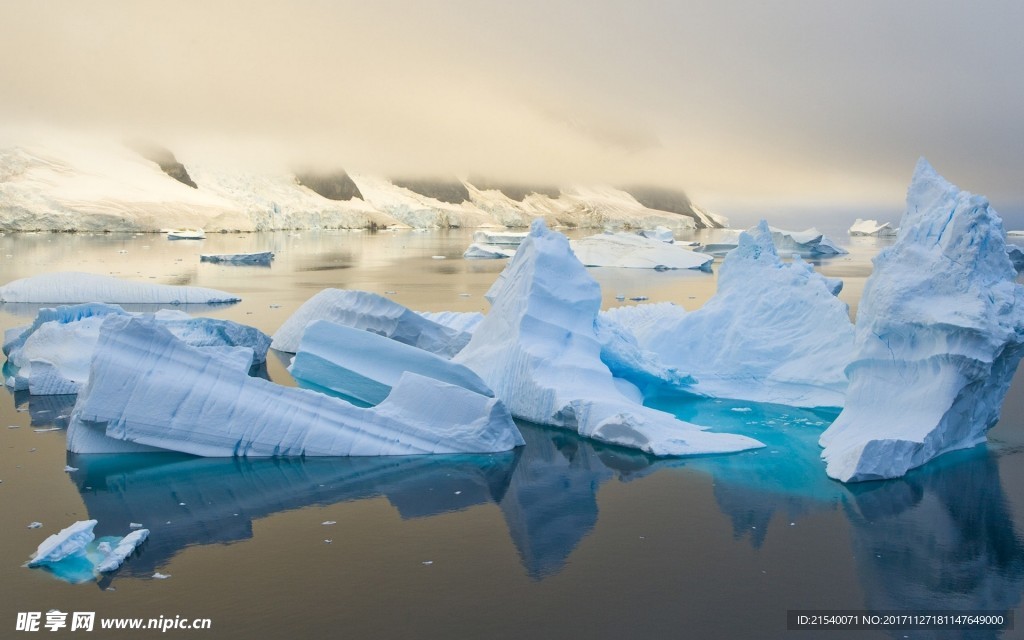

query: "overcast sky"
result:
(1, 0), (1022, 224)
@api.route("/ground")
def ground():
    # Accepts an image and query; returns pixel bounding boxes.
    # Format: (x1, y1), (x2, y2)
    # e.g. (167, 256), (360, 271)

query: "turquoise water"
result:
(1, 229), (1022, 639)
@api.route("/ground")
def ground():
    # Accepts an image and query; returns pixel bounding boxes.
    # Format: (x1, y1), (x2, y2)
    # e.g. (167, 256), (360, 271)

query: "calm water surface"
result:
(1, 229), (1023, 639)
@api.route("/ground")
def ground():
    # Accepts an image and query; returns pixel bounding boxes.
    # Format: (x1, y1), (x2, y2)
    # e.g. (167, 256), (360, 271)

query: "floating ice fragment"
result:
(64, 465), (78, 472)
(95, 529), (149, 573)
(27, 520), (97, 567)
(28, 522), (43, 529)
(152, 572), (171, 579)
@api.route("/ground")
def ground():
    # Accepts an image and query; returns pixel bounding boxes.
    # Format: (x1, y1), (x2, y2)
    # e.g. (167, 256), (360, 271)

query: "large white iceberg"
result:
(570, 232), (713, 271)
(615, 221), (855, 408)
(0, 272), (239, 304)
(820, 159), (1024, 482)
(270, 289), (470, 357)
(848, 218), (897, 237)
(453, 220), (762, 456)
(5, 303), (270, 394)
(68, 315), (522, 456)
(289, 320), (494, 405)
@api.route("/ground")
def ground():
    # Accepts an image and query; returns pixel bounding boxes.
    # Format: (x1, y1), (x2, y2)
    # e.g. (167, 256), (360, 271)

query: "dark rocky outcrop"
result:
(295, 170), (363, 201)
(466, 177), (561, 202)
(390, 177), (470, 204)
(128, 141), (198, 189)
(623, 185), (725, 228)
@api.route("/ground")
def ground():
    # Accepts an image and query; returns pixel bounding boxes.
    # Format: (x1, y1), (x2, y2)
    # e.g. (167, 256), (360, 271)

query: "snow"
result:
(820, 159), (1024, 482)
(5, 303), (270, 395)
(0, 272), (240, 304)
(200, 251), (274, 265)
(27, 519), (97, 567)
(464, 243), (516, 259)
(618, 221), (855, 408)
(349, 174), (493, 229)
(94, 529), (149, 573)
(270, 289), (471, 357)
(453, 220), (763, 456)
(849, 218), (897, 236)
(68, 315), (523, 456)
(289, 320), (494, 405)
(570, 232), (714, 271)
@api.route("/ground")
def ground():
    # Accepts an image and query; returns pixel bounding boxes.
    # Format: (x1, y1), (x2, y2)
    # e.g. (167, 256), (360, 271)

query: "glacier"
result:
(289, 320), (494, 405)
(271, 289), (471, 357)
(570, 232), (714, 271)
(819, 159), (1024, 482)
(848, 218), (897, 237)
(4, 303), (270, 394)
(452, 219), (763, 456)
(68, 315), (523, 456)
(612, 221), (855, 408)
(0, 272), (239, 304)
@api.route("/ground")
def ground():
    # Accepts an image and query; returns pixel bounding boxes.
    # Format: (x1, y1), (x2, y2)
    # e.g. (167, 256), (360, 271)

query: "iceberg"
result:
(289, 320), (494, 405)
(94, 529), (149, 573)
(766, 226), (848, 256)
(200, 251), (274, 265)
(68, 315), (523, 456)
(848, 218), (897, 237)
(463, 243), (517, 259)
(1007, 243), (1024, 272)
(27, 519), (97, 567)
(0, 272), (239, 304)
(820, 159), (1024, 482)
(570, 232), (713, 271)
(453, 220), (762, 456)
(5, 304), (270, 395)
(270, 289), (471, 357)
(638, 226), (675, 243)
(472, 230), (529, 246)
(417, 310), (484, 334)
(619, 221), (855, 408)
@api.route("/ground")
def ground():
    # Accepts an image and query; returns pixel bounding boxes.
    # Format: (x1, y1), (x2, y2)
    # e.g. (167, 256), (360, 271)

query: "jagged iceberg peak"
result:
(612, 219), (854, 408)
(455, 219), (763, 456)
(820, 159), (1024, 482)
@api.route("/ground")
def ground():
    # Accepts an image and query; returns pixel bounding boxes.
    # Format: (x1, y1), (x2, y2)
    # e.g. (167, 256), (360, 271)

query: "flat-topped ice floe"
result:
(570, 232), (714, 271)
(200, 251), (274, 265)
(848, 218), (897, 236)
(611, 221), (854, 408)
(290, 320), (494, 405)
(464, 243), (516, 259)
(4, 303), (270, 394)
(453, 220), (762, 456)
(271, 289), (471, 357)
(472, 230), (529, 246)
(0, 272), (239, 304)
(68, 315), (522, 456)
(820, 159), (1024, 482)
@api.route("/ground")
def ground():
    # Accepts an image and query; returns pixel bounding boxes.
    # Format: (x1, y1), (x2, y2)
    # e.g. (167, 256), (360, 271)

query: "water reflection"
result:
(499, 424), (682, 578)
(13, 389), (77, 428)
(68, 451), (518, 579)
(845, 448), (1024, 635)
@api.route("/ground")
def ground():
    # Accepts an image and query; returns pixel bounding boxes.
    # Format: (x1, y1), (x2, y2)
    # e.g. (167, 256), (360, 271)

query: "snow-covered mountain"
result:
(0, 138), (727, 232)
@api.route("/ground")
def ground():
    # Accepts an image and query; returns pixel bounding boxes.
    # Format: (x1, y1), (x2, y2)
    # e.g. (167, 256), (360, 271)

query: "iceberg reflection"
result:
(68, 451), (518, 578)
